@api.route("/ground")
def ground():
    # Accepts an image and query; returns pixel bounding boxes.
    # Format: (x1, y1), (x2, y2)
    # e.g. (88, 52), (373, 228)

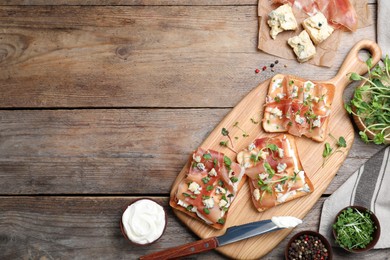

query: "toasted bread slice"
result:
(170, 148), (246, 229)
(237, 134), (314, 212)
(262, 74), (335, 142)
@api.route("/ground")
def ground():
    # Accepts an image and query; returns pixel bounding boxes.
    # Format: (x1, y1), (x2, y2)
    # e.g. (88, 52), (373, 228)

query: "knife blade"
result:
(140, 217), (301, 260)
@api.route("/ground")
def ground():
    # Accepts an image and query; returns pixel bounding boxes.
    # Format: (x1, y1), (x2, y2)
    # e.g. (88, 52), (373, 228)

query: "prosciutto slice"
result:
(272, 0), (358, 31)
(236, 134), (314, 212)
(263, 74), (335, 142)
(172, 148), (245, 229)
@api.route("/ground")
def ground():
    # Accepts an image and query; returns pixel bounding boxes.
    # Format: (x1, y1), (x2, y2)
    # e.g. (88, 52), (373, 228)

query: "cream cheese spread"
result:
(271, 216), (302, 228)
(122, 199), (166, 244)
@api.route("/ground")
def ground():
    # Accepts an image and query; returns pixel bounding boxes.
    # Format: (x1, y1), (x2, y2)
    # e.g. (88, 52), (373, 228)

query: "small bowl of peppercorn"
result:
(332, 206), (380, 253)
(285, 230), (333, 260)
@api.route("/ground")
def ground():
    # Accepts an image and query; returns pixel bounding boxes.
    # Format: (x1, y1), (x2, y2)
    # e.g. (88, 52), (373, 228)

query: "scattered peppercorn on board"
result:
(169, 40), (381, 259)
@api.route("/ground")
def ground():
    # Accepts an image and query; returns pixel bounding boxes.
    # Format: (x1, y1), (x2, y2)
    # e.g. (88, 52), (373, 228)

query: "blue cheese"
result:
(276, 92), (286, 100)
(208, 168), (217, 177)
(304, 81), (315, 91)
(277, 190), (297, 203)
(267, 4), (298, 39)
(215, 186), (226, 194)
(291, 85), (299, 98)
(197, 163), (206, 171)
(193, 155), (201, 163)
(302, 12), (334, 45)
(271, 78), (283, 91)
(259, 172), (269, 180)
(312, 117), (321, 128)
(188, 182), (202, 194)
(295, 114), (305, 125)
(287, 30), (316, 63)
(277, 162), (287, 173)
(275, 183), (284, 193)
(248, 143), (256, 151)
(202, 197), (215, 209)
(270, 107), (283, 118)
(278, 148), (284, 158)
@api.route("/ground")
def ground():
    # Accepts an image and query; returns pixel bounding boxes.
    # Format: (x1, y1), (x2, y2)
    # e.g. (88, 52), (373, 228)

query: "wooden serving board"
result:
(170, 40), (382, 259)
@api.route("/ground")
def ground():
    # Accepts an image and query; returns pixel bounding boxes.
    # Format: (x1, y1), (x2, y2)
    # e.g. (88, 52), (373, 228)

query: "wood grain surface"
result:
(170, 40), (382, 259)
(0, 0), (387, 259)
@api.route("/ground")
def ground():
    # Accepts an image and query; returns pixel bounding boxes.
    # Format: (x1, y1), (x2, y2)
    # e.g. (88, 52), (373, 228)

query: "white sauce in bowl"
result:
(271, 216), (302, 228)
(122, 199), (166, 245)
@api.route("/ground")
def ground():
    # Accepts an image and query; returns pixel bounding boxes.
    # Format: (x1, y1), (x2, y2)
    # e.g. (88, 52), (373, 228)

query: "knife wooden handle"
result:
(139, 236), (219, 260)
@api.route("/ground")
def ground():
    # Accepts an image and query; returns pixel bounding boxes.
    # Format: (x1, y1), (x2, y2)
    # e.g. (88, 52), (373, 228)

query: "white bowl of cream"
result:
(120, 198), (167, 245)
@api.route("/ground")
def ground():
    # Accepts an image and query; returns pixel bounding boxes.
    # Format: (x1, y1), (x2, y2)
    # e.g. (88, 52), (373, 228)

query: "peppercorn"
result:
(275, 60), (279, 64)
(255, 69), (260, 73)
(287, 234), (329, 260)
(262, 66), (267, 71)
(270, 63), (274, 68)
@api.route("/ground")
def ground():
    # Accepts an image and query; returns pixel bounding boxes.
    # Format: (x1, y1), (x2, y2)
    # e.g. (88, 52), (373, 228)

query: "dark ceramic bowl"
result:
(332, 206), (380, 253)
(285, 230), (333, 260)
(120, 198), (167, 246)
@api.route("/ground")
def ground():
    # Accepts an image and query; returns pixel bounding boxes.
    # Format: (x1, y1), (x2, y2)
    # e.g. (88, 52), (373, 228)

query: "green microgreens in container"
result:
(333, 207), (376, 250)
(345, 56), (390, 144)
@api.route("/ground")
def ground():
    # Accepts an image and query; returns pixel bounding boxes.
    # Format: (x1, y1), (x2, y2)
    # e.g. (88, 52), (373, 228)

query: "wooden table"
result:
(0, 0), (387, 259)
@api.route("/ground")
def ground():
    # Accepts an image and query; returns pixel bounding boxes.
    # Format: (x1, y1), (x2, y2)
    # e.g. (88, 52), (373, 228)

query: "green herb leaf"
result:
(222, 128), (229, 136)
(263, 162), (275, 177)
(337, 137), (347, 148)
(203, 153), (212, 160)
(217, 218), (225, 224)
(224, 156), (232, 167)
(359, 131), (370, 143)
(206, 185), (214, 191)
(366, 57), (373, 69)
(219, 141), (229, 147)
(230, 176), (238, 183)
(349, 72), (362, 81)
(261, 185), (273, 194)
(266, 144), (279, 151)
(322, 142), (333, 158)
(201, 176), (210, 184)
(374, 133), (385, 144)
(186, 205), (193, 211)
(344, 103), (353, 114)
(218, 180), (224, 187)
(182, 192), (197, 199)
(203, 208), (210, 214)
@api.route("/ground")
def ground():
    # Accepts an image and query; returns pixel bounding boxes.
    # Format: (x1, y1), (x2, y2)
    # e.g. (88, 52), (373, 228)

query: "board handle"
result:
(330, 40), (382, 88)
(139, 236), (219, 260)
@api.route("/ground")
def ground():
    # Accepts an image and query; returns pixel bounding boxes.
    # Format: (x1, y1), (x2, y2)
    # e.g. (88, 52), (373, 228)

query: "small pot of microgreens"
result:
(332, 206), (380, 253)
(345, 55), (390, 145)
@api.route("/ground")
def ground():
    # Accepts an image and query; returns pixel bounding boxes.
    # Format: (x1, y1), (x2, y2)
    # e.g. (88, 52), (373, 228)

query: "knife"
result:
(140, 217), (301, 260)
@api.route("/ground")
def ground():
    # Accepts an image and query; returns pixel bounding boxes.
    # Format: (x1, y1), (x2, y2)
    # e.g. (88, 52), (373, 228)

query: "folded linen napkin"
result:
(378, 0), (390, 58)
(319, 146), (390, 249)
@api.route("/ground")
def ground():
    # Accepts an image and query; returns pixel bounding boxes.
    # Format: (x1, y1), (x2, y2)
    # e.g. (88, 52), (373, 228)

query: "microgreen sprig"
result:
(345, 56), (390, 144)
(322, 134), (347, 166)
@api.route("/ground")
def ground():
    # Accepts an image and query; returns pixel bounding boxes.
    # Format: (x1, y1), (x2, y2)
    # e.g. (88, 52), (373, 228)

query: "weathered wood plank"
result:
(0, 5), (375, 108)
(0, 196), (388, 259)
(0, 0), (377, 6)
(0, 109), (383, 195)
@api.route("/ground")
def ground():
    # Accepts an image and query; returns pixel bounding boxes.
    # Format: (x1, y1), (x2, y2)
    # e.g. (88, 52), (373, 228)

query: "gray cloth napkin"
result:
(319, 146), (390, 249)
(378, 0), (390, 58)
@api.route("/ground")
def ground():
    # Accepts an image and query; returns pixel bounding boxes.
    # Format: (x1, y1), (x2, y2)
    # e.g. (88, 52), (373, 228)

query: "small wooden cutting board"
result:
(170, 40), (381, 259)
